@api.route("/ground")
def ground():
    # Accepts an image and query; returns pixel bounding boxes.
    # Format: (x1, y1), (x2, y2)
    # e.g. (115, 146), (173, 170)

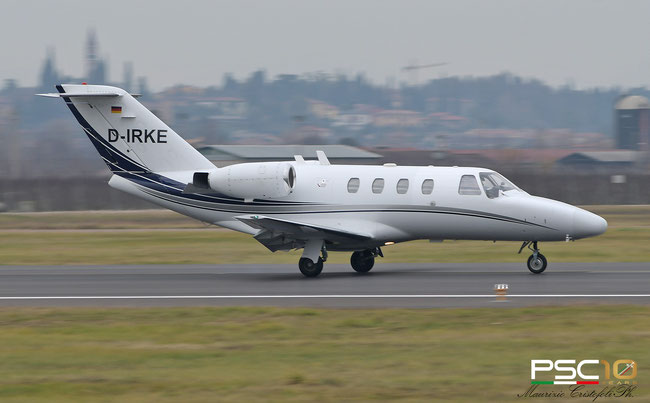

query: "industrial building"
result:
(197, 145), (381, 166)
(615, 95), (650, 150)
(556, 150), (643, 171)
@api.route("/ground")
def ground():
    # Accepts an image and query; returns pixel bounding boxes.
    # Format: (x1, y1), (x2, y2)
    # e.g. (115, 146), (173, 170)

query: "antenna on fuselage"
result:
(316, 150), (330, 165)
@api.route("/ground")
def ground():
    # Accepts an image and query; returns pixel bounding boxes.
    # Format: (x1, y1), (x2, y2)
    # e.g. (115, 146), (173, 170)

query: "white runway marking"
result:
(0, 294), (649, 300)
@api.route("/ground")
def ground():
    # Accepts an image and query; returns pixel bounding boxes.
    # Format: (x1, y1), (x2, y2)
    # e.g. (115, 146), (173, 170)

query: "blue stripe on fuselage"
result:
(114, 170), (316, 206)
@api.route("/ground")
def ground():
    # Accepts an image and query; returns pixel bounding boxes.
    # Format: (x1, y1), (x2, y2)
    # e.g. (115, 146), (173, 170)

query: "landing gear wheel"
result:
(527, 253), (547, 274)
(299, 257), (323, 277)
(351, 251), (375, 273)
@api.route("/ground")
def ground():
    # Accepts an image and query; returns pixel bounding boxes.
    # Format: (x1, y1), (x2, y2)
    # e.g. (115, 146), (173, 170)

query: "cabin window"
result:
(396, 178), (409, 194)
(372, 178), (385, 194)
(421, 179), (434, 195)
(347, 178), (360, 193)
(458, 175), (482, 195)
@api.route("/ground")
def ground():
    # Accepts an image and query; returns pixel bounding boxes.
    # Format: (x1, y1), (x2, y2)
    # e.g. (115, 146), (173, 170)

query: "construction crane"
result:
(401, 62), (448, 86)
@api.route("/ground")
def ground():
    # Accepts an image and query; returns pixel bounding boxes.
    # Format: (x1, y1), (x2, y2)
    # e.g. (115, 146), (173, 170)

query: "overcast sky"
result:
(3, 0), (650, 91)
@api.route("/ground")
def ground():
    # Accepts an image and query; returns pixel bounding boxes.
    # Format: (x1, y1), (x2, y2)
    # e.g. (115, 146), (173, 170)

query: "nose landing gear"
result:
(518, 241), (547, 274)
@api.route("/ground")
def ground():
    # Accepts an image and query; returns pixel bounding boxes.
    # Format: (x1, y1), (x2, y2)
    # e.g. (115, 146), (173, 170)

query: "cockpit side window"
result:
(458, 175), (482, 195)
(480, 173), (499, 199)
(479, 172), (517, 198)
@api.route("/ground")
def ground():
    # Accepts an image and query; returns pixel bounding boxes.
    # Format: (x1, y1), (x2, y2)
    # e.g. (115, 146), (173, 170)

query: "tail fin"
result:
(38, 84), (214, 174)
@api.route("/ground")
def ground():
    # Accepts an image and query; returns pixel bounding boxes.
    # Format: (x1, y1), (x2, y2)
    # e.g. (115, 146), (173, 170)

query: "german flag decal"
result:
(111, 106), (122, 114)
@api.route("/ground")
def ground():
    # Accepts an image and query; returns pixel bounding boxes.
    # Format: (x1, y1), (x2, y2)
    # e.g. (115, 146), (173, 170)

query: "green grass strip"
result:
(0, 305), (648, 402)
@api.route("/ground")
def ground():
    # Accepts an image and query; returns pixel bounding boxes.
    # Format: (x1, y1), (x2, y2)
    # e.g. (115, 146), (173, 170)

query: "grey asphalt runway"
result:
(0, 263), (648, 308)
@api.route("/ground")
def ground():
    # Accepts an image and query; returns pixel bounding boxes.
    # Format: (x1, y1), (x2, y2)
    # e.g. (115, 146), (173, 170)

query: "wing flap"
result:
(235, 215), (372, 242)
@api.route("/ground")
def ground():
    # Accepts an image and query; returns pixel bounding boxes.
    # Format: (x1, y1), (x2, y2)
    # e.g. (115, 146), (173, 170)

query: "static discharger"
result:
(494, 284), (509, 301)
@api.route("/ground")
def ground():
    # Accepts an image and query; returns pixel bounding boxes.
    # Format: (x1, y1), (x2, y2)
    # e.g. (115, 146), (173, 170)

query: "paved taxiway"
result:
(0, 263), (648, 308)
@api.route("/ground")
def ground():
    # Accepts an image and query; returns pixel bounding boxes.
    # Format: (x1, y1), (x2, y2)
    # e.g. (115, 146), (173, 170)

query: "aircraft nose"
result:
(572, 209), (607, 239)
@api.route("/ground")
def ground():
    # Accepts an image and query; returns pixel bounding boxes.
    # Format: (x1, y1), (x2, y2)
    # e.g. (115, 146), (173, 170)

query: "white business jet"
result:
(39, 85), (607, 277)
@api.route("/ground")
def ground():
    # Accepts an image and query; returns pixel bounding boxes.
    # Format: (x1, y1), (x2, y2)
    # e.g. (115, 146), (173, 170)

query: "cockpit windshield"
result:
(479, 172), (518, 199)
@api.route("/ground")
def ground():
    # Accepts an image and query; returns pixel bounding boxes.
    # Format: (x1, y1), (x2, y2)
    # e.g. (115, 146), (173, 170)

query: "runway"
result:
(0, 263), (648, 308)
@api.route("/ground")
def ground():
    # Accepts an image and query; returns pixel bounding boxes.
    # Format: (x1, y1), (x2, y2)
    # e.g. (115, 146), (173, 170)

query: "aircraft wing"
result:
(235, 215), (372, 252)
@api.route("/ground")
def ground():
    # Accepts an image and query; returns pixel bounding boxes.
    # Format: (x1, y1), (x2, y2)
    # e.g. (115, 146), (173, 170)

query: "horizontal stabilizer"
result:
(37, 92), (121, 98)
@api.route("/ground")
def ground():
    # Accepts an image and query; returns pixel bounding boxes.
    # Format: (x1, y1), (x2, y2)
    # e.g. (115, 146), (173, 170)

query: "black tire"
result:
(527, 253), (547, 274)
(350, 251), (375, 273)
(299, 257), (323, 277)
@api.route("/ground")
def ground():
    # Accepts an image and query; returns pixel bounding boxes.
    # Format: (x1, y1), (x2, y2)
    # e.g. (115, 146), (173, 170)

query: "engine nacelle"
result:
(205, 162), (296, 200)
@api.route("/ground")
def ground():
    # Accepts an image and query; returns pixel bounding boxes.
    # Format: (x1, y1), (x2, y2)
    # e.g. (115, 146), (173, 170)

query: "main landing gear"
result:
(297, 241), (384, 278)
(298, 257), (324, 277)
(299, 239), (328, 278)
(350, 247), (383, 273)
(518, 241), (547, 274)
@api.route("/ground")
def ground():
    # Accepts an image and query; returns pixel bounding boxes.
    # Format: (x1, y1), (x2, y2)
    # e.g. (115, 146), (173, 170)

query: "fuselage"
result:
(109, 162), (607, 251)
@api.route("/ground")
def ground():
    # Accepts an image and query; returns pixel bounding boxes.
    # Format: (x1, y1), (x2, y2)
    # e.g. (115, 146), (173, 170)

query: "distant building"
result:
(85, 29), (107, 84)
(556, 151), (642, 171)
(366, 148), (496, 168)
(86, 29), (98, 79)
(615, 95), (650, 150)
(38, 48), (59, 92)
(372, 110), (423, 128)
(197, 145), (381, 167)
(194, 97), (247, 120)
(308, 100), (339, 120)
(368, 148), (578, 170)
(428, 112), (467, 129)
(330, 113), (371, 130)
(122, 62), (133, 92)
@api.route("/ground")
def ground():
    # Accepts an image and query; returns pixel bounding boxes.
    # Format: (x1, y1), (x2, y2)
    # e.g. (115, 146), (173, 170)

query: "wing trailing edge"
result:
(235, 214), (372, 252)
